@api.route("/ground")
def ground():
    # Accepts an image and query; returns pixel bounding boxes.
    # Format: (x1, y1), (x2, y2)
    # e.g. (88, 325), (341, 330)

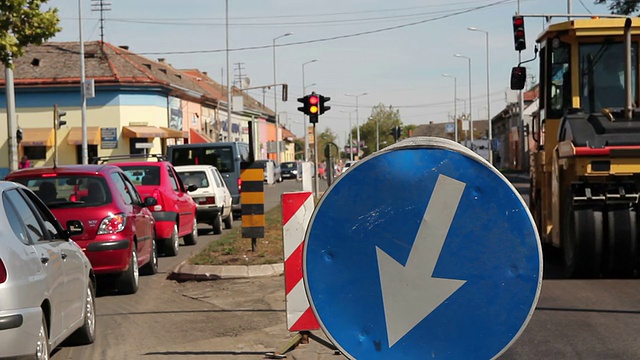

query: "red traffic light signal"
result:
(512, 15), (526, 51)
(309, 94), (319, 115)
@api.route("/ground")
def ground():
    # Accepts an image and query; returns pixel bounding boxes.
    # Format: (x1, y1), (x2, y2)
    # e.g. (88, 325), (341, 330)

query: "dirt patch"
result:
(189, 204), (284, 266)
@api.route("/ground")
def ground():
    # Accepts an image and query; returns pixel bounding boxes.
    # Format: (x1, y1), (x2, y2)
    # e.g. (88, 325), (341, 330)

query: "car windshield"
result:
(119, 166), (161, 186)
(12, 175), (111, 208)
(171, 147), (234, 173)
(281, 162), (296, 169)
(177, 171), (208, 187)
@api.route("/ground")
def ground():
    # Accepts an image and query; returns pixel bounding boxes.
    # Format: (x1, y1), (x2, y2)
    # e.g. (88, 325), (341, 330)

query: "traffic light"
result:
(512, 15), (526, 51)
(297, 92), (328, 123)
(16, 128), (23, 144)
(297, 95), (309, 115)
(54, 104), (67, 129)
(390, 126), (402, 142)
(308, 93), (320, 123)
(510, 66), (526, 90)
(319, 94), (331, 114)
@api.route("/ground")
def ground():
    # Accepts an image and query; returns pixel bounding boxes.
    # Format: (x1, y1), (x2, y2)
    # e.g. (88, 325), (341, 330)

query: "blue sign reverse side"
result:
(303, 144), (542, 359)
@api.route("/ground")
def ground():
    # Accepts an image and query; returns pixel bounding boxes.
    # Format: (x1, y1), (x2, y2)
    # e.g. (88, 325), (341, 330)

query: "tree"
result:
(594, 0), (640, 14)
(0, 0), (61, 67)
(316, 127), (338, 163)
(358, 103), (402, 157)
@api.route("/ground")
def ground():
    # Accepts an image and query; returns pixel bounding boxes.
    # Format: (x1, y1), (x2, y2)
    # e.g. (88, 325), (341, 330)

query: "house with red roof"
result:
(0, 41), (289, 173)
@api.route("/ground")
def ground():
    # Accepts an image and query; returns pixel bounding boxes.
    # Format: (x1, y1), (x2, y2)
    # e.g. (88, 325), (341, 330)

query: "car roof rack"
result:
(92, 153), (166, 164)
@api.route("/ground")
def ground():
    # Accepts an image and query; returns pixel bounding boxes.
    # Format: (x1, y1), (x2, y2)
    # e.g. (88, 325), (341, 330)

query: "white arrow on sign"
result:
(376, 174), (467, 347)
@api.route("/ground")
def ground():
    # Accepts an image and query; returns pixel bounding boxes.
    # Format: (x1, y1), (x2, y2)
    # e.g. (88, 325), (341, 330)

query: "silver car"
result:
(0, 181), (96, 359)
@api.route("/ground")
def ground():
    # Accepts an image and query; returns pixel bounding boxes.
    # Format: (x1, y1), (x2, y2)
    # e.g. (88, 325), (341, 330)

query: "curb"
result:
(168, 261), (284, 282)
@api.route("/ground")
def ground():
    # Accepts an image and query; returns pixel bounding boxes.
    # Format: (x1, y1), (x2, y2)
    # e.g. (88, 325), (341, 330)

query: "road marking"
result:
(376, 174), (467, 347)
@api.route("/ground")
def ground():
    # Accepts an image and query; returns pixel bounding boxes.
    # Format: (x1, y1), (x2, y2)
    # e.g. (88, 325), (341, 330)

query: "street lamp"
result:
(273, 32), (293, 164)
(345, 92), (368, 159)
(340, 110), (356, 161)
(302, 59), (318, 161)
(442, 73), (458, 143)
(375, 116), (379, 152)
(468, 27), (492, 164)
(454, 54), (473, 149)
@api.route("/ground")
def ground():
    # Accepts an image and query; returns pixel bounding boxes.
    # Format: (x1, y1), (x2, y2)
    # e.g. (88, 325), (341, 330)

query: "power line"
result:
(138, 0), (512, 56)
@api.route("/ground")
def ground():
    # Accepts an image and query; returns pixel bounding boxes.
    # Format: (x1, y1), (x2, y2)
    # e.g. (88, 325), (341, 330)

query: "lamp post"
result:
(454, 54), (473, 149)
(273, 32), (293, 164)
(340, 110), (355, 161)
(468, 27), (492, 164)
(375, 117), (379, 152)
(442, 73), (458, 143)
(302, 59), (318, 161)
(345, 92), (368, 159)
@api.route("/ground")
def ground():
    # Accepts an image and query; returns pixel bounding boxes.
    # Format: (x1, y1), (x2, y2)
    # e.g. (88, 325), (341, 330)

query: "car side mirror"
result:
(187, 184), (198, 192)
(66, 220), (84, 237)
(144, 197), (158, 207)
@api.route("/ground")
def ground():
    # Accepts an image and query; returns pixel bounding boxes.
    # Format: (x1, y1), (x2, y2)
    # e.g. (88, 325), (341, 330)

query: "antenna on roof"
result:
(91, 0), (112, 46)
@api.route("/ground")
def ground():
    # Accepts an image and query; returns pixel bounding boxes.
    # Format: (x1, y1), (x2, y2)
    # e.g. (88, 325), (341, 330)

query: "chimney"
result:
(158, 58), (166, 63)
(119, 45), (129, 50)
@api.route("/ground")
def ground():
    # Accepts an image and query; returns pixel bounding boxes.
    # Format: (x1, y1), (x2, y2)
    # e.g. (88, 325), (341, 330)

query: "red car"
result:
(96, 155), (198, 256)
(5, 165), (158, 294)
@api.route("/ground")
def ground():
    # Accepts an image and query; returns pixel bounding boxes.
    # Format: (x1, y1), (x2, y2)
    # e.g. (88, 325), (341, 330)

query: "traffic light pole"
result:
(54, 105), (59, 168)
(313, 123), (319, 199)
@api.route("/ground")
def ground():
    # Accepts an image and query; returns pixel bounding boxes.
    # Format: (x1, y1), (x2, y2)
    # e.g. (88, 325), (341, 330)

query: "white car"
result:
(0, 181), (96, 359)
(175, 165), (233, 235)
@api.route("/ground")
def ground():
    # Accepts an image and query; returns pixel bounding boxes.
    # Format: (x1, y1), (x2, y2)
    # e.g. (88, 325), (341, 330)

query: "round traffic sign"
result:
(303, 137), (542, 359)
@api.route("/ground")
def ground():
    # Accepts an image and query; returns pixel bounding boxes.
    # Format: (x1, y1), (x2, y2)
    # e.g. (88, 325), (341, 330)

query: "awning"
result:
(160, 127), (188, 139)
(122, 126), (166, 138)
(20, 128), (54, 147)
(190, 128), (215, 144)
(67, 126), (101, 145)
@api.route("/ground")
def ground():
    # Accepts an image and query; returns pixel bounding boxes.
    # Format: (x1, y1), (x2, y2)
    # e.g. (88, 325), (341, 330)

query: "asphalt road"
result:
(50, 174), (640, 360)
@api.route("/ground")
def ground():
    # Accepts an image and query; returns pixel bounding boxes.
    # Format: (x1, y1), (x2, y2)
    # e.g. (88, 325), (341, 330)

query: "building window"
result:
(23, 146), (46, 160)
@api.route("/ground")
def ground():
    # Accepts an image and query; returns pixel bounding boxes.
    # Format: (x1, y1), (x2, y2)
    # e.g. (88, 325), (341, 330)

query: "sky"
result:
(46, 0), (610, 148)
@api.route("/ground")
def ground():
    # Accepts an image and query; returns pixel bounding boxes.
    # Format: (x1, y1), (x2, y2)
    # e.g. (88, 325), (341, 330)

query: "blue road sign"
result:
(303, 137), (542, 359)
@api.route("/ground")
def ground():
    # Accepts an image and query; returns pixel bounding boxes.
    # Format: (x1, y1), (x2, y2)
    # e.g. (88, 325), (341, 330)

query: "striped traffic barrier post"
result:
(282, 191), (320, 331)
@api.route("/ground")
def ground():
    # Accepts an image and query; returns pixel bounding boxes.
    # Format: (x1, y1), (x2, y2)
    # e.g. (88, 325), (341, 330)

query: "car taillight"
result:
(199, 197), (215, 205)
(237, 178), (242, 194)
(97, 213), (126, 234)
(151, 189), (164, 211)
(0, 258), (6, 284)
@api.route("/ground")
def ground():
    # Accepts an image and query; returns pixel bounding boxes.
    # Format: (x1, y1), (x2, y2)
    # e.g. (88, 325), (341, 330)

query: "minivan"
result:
(167, 142), (250, 213)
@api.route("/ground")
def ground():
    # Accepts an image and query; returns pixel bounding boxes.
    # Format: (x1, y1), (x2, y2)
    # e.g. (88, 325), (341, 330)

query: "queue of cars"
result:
(0, 154), (224, 358)
(0, 152), (303, 357)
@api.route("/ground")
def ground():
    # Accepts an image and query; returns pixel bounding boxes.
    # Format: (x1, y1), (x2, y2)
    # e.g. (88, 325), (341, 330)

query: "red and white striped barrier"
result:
(282, 191), (320, 331)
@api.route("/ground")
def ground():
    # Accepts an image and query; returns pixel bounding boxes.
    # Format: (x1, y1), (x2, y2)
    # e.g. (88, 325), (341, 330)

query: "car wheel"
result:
(213, 212), (222, 235)
(118, 245), (139, 294)
(140, 238), (158, 275)
(35, 313), (49, 360)
(184, 220), (198, 246)
(164, 224), (180, 257)
(223, 207), (233, 229)
(67, 281), (96, 345)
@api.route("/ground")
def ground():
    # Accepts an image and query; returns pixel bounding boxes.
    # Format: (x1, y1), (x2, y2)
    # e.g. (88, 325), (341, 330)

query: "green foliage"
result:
(595, 0), (640, 14)
(0, 0), (61, 67)
(316, 127), (337, 162)
(359, 103), (402, 157)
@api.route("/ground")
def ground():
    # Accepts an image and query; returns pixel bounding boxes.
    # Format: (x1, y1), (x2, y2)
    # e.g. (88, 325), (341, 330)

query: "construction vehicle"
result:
(513, 17), (640, 278)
